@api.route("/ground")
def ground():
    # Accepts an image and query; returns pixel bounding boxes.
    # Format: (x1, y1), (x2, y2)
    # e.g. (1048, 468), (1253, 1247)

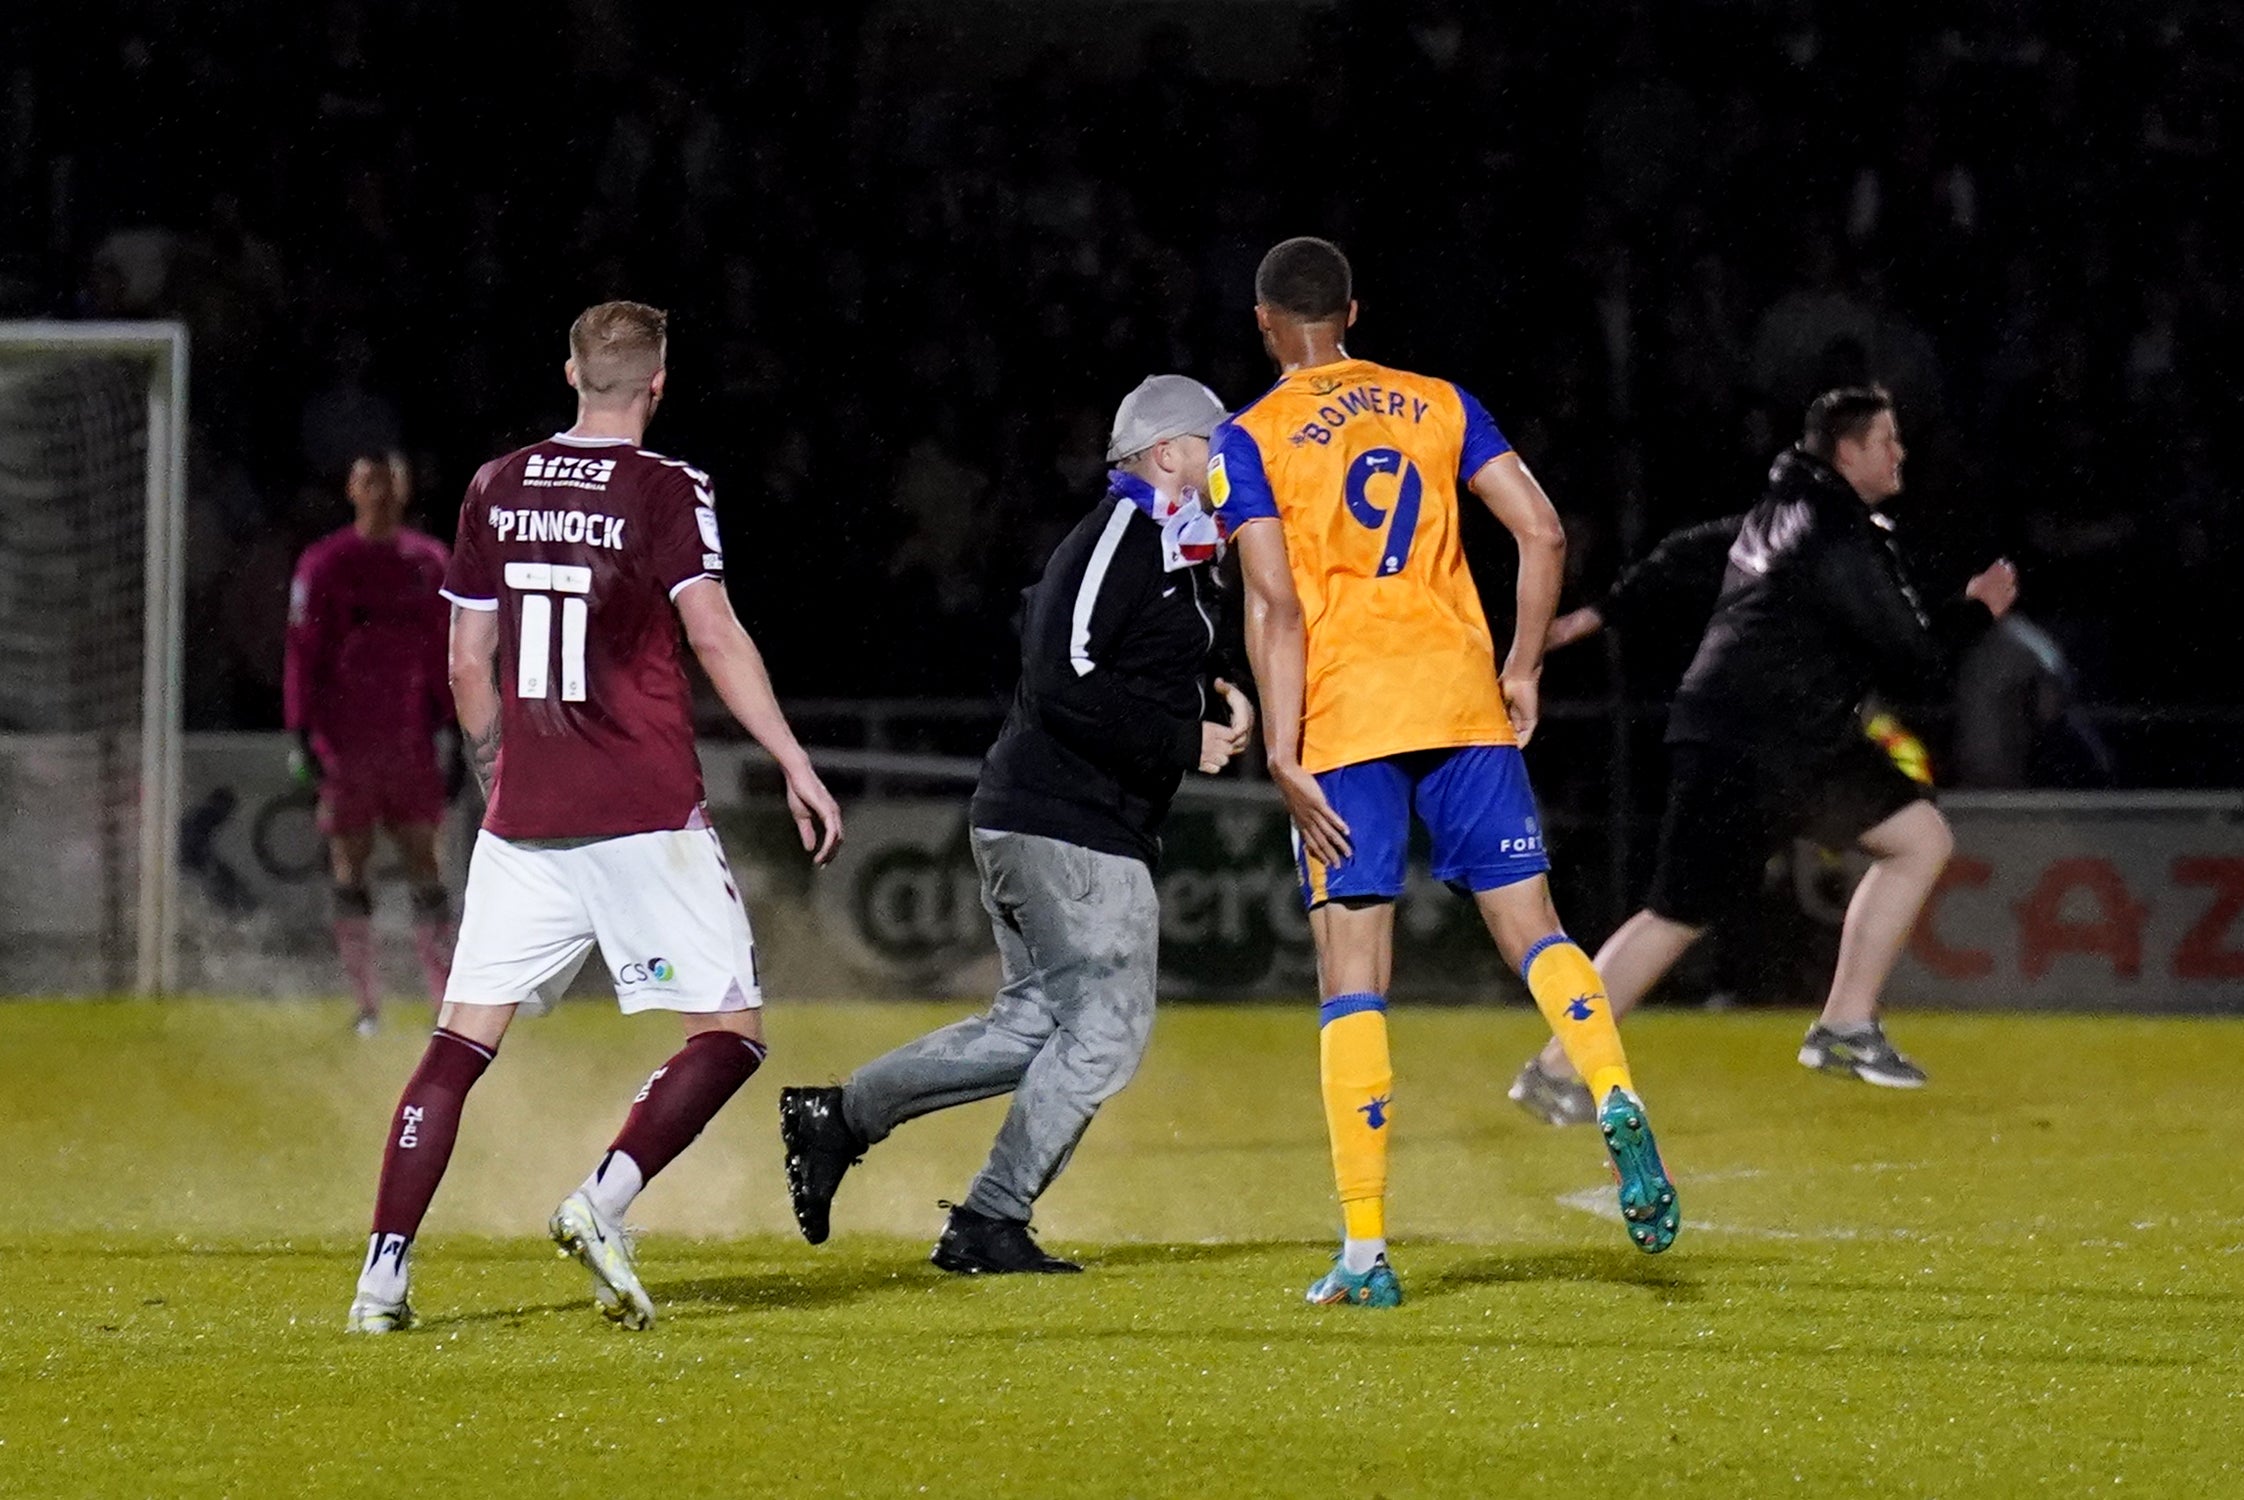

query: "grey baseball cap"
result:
(1106, 374), (1228, 461)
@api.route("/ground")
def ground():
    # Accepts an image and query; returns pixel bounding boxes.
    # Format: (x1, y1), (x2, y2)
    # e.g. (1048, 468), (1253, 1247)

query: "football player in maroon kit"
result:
(284, 448), (457, 1034)
(348, 302), (842, 1333)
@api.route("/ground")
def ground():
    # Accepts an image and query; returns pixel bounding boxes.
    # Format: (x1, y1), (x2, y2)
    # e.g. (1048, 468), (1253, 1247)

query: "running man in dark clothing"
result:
(1511, 387), (2015, 1116)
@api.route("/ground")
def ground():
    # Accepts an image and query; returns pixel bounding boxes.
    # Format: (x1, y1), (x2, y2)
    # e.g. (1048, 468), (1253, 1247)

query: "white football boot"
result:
(345, 1290), (416, 1333)
(347, 1233), (416, 1333)
(549, 1190), (655, 1330)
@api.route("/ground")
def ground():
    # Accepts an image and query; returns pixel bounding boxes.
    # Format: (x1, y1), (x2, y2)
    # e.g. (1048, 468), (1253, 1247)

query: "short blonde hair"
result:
(568, 301), (667, 401)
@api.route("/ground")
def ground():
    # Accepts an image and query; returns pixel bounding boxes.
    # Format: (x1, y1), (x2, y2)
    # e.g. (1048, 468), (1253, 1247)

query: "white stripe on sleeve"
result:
(1070, 502), (1138, 677)
(440, 589), (498, 612)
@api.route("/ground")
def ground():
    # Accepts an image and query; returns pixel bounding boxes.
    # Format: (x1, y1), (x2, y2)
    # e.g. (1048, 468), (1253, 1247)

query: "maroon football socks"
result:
(370, 1028), (496, 1240)
(581, 1031), (767, 1220)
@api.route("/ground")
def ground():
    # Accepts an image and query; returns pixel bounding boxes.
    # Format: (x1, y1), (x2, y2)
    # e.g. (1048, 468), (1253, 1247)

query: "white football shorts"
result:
(445, 825), (761, 1015)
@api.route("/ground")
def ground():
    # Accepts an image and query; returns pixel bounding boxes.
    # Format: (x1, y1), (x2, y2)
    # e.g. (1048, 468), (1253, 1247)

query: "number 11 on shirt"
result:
(504, 561), (591, 701)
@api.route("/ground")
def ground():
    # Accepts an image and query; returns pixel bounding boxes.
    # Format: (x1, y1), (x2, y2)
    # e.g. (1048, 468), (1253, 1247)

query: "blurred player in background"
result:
(284, 447), (457, 1035)
(1220, 237), (1679, 1309)
(347, 302), (842, 1334)
(779, 375), (1251, 1276)
(1512, 387), (2015, 1117)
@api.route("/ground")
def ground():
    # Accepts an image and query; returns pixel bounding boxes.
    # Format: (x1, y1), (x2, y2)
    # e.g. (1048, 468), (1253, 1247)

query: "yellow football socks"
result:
(1521, 935), (1634, 1103)
(1318, 992), (1393, 1243)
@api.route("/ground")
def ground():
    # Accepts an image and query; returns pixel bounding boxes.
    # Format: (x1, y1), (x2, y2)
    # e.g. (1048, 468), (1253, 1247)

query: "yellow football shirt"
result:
(1211, 358), (1517, 773)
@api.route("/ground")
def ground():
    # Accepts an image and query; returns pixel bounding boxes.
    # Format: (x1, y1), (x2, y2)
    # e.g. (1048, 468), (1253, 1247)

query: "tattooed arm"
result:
(447, 603), (502, 801)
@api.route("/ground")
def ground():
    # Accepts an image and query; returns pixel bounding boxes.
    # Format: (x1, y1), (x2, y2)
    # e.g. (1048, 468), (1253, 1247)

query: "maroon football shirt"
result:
(284, 526), (452, 773)
(441, 433), (724, 840)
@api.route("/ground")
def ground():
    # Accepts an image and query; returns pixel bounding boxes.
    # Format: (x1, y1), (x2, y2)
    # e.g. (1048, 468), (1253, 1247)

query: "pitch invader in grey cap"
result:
(779, 371), (1253, 1276)
(1107, 374), (1229, 461)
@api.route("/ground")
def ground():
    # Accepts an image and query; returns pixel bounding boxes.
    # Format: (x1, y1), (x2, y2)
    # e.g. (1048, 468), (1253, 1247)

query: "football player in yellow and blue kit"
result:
(1217, 237), (1680, 1307)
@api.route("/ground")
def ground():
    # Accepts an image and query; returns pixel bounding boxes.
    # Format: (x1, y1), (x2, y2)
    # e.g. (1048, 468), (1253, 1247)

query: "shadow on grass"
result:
(648, 1240), (1321, 1316)
(421, 1300), (594, 1330)
(1083, 1239), (1323, 1270)
(907, 1314), (2207, 1373)
(1416, 1247), (1710, 1303)
(1717, 1267), (2244, 1310)
(51, 1242), (351, 1261)
(655, 1263), (936, 1315)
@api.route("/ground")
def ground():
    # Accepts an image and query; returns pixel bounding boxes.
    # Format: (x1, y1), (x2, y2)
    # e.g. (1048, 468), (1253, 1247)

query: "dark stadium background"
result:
(7, 0), (2237, 806)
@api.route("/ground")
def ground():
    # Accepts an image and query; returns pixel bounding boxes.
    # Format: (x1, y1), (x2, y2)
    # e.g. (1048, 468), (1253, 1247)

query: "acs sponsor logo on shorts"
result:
(619, 957), (677, 986)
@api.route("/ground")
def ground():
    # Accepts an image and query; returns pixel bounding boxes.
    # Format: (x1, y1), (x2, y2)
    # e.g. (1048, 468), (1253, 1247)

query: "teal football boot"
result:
(1598, 1089), (1680, 1254)
(1305, 1253), (1403, 1308)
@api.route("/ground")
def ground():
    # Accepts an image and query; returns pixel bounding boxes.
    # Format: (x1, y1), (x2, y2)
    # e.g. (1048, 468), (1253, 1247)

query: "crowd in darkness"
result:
(5, 0), (2238, 740)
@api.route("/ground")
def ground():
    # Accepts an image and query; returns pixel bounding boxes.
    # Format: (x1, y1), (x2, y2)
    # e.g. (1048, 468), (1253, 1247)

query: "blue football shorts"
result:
(1292, 744), (1550, 910)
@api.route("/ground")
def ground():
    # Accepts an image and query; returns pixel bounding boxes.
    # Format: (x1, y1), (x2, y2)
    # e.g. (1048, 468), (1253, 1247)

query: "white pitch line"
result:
(1557, 1162), (1927, 1243)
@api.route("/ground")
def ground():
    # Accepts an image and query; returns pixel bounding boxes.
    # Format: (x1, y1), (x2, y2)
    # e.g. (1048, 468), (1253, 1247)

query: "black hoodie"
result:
(1667, 448), (1990, 755)
(969, 488), (1230, 866)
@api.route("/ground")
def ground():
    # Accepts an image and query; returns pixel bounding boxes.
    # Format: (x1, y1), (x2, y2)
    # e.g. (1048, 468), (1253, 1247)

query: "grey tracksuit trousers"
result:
(842, 828), (1158, 1223)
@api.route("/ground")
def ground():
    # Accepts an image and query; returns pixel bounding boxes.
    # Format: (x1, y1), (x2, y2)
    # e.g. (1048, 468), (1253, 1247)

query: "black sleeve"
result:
(1931, 595), (1998, 655)
(1021, 517), (1203, 774)
(1600, 515), (1744, 637)
(1811, 525), (1990, 696)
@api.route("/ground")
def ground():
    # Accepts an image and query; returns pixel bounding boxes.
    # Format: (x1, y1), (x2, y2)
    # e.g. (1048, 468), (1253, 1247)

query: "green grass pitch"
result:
(3, 998), (2240, 1496)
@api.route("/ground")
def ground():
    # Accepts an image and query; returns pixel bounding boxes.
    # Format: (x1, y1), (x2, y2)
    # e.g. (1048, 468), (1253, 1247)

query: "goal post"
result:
(0, 322), (188, 996)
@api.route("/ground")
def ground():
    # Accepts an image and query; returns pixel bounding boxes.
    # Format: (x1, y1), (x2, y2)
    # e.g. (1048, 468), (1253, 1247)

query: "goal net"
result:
(0, 324), (187, 996)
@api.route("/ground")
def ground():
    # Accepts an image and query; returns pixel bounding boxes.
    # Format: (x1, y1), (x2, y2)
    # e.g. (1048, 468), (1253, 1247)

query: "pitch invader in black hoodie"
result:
(1519, 387), (2016, 1101)
(777, 376), (1254, 1274)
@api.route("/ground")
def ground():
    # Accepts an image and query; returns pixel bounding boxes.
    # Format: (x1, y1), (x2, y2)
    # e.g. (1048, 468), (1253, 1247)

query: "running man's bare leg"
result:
(1820, 800), (1952, 1028)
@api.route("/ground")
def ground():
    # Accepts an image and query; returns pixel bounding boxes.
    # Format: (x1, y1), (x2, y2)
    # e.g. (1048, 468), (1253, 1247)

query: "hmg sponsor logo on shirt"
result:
(523, 454), (619, 490)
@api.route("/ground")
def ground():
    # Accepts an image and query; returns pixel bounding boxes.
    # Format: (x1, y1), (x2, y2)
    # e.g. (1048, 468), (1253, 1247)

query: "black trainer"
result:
(1798, 1021), (1928, 1088)
(929, 1203), (1082, 1275)
(778, 1085), (866, 1245)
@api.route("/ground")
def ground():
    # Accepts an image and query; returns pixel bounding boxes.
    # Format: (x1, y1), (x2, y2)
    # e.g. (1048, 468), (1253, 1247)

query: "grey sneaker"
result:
(1799, 1022), (1927, 1088)
(1508, 1055), (1598, 1126)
